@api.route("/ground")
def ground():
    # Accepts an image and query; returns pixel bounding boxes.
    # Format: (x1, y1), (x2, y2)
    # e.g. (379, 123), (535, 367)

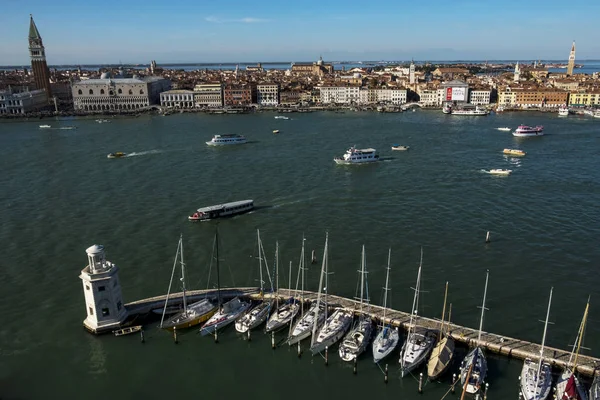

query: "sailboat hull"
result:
(235, 302), (271, 333)
(265, 302), (300, 332)
(519, 358), (552, 400)
(556, 370), (589, 400)
(288, 304), (326, 345)
(460, 347), (488, 394)
(338, 316), (373, 362)
(427, 335), (455, 380)
(200, 298), (251, 336)
(310, 309), (353, 355)
(590, 373), (600, 400)
(160, 299), (217, 331)
(372, 326), (400, 363)
(399, 329), (436, 377)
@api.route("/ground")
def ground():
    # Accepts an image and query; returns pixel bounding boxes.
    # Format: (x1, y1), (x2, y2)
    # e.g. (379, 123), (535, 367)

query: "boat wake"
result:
(125, 150), (163, 157)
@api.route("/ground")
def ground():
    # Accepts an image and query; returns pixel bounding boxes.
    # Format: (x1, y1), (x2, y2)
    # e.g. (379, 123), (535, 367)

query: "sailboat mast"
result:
(257, 229), (264, 297)
(180, 235), (188, 314)
(477, 270), (489, 343)
(216, 228), (222, 308)
(408, 259), (422, 337)
(440, 281), (449, 333)
(275, 241), (279, 309)
(381, 248), (391, 327)
(572, 297), (590, 369)
(159, 236), (181, 328)
(359, 245), (366, 312)
(311, 233), (328, 347)
(535, 287), (553, 389)
(301, 237), (305, 316)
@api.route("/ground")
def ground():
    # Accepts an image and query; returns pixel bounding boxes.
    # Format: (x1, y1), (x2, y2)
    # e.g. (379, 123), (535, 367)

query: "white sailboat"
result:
(160, 235), (217, 330)
(555, 298), (591, 400)
(372, 249), (400, 363)
(235, 229), (273, 333)
(199, 229), (251, 336)
(288, 236), (326, 345)
(310, 233), (353, 355)
(338, 245), (373, 362)
(427, 282), (455, 380)
(399, 248), (436, 377)
(520, 287), (554, 400)
(265, 242), (300, 332)
(590, 372), (600, 400)
(460, 270), (490, 395)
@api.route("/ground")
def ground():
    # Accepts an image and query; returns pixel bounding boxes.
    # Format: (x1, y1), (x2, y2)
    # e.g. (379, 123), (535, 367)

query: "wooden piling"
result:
(271, 331), (275, 349)
(353, 358), (357, 374)
(247, 328), (251, 342)
(173, 326), (178, 344)
(325, 346), (328, 366)
(418, 372), (423, 393)
(297, 341), (301, 358)
(140, 329), (145, 344)
(486, 231), (491, 243)
(384, 364), (388, 384)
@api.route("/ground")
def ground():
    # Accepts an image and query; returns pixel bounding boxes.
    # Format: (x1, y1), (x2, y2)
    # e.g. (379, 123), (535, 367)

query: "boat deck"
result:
(122, 287), (598, 376)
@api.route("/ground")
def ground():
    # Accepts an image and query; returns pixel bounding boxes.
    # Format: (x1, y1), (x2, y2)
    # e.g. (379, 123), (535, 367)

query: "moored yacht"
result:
(310, 308), (353, 354)
(372, 249), (400, 364)
(288, 302), (326, 345)
(265, 298), (300, 332)
(200, 297), (251, 336)
(513, 125), (544, 137)
(206, 134), (247, 146)
(334, 146), (380, 165)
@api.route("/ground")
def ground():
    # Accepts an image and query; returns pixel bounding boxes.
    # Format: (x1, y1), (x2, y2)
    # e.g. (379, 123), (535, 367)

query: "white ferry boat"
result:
(451, 106), (489, 116)
(513, 125), (544, 137)
(558, 106), (569, 117)
(39, 125), (51, 129)
(188, 200), (254, 221)
(334, 146), (380, 165)
(206, 134), (247, 146)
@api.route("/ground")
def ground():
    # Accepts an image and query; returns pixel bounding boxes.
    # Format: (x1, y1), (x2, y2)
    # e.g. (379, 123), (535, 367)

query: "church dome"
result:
(100, 72), (111, 79)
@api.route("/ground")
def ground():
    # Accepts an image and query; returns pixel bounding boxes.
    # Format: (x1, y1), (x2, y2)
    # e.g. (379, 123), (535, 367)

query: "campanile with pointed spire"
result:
(567, 41), (576, 76)
(28, 14), (52, 100)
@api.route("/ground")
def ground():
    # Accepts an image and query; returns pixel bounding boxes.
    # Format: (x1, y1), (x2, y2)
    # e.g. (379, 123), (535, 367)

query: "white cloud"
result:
(204, 16), (269, 24)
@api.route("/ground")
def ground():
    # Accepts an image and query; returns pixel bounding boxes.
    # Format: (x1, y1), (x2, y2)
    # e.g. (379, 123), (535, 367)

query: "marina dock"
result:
(123, 287), (599, 377)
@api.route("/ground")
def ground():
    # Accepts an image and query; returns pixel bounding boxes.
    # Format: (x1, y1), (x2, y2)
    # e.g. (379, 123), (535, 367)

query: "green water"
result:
(1, 110), (599, 399)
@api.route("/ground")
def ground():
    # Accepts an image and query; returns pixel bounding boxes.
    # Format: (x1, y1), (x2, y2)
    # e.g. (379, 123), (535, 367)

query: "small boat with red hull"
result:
(513, 125), (544, 137)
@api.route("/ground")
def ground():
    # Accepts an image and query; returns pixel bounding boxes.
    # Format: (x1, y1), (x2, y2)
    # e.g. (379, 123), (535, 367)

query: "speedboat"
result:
(497, 127), (511, 131)
(338, 315), (373, 362)
(503, 149), (526, 156)
(265, 298), (300, 333)
(461, 346), (488, 394)
(399, 328), (436, 377)
(310, 308), (353, 354)
(391, 145), (410, 151)
(487, 169), (512, 175)
(520, 358), (553, 400)
(199, 297), (251, 336)
(288, 302), (326, 345)
(235, 301), (271, 333)
(274, 116), (289, 120)
(188, 200), (254, 221)
(206, 134), (247, 146)
(334, 146), (379, 165)
(160, 298), (217, 330)
(513, 125), (544, 137)
(273, 130), (280, 134)
(39, 125), (51, 129)
(96, 119), (111, 123)
(558, 106), (569, 117)
(107, 152), (127, 159)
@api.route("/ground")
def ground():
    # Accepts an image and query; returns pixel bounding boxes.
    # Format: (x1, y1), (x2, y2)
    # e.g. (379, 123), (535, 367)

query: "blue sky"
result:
(0, 0), (598, 65)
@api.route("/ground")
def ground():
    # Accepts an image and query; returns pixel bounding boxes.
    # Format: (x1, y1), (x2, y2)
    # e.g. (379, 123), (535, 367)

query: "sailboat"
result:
(338, 245), (373, 362)
(399, 248), (436, 377)
(265, 242), (300, 333)
(199, 229), (251, 336)
(427, 282), (455, 380)
(310, 233), (353, 355)
(460, 270), (490, 395)
(555, 298), (591, 400)
(372, 248), (400, 364)
(160, 235), (217, 330)
(235, 229), (273, 333)
(590, 372), (600, 400)
(520, 287), (554, 400)
(288, 237), (326, 345)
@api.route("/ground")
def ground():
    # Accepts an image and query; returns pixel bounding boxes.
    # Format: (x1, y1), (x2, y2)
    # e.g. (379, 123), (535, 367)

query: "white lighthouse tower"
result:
(80, 244), (128, 334)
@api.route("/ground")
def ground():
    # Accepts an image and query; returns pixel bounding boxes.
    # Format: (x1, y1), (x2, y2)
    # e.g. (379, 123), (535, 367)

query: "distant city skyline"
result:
(1, 0), (598, 65)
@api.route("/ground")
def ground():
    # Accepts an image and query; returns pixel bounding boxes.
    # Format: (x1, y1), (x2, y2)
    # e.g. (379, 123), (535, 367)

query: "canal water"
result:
(0, 110), (599, 399)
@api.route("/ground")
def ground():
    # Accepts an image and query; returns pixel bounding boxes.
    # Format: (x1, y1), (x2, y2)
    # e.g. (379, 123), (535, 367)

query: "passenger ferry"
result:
(206, 134), (247, 146)
(188, 200), (254, 221)
(503, 149), (526, 156)
(451, 106), (489, 116)
(513, 125), (544, 137)
(334, 146), (380, 165)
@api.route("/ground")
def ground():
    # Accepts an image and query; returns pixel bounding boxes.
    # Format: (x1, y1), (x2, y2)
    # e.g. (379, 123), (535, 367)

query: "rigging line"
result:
(205, 234), (216, 291)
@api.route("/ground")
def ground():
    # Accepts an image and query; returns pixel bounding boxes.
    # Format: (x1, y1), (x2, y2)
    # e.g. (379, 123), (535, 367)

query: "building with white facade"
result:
(72, 74), (171, 111)
(256, 83), (279, 106)
(469, 89), (492, 105)
(0, 88), (48, 114)
(358, 88), (407, 105)
(319, 85), (360, 104)
(416, 88), (443, 107)
(441, 80), (470, 105)
(193, 83), (223, 107)
(160, 90), (195, 108)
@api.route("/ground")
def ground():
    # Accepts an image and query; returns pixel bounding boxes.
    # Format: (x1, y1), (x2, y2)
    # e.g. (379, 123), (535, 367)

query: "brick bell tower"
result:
(28, 14), (52, 101)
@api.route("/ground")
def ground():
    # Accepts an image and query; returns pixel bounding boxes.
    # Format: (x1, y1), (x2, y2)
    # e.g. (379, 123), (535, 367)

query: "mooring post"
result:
(247, 328), (251, 342)
(271, 331), (275, 349)
(297, 341), (301, 358)
(173, 326), (178, 344)
(451, 373), (456, 393)
(140, 329), (145, 344)
(384, 364), (388, 384)
(214, 327), (219, 344)
(486, 231), (491, 243)
(484, 382), (489, 400)
(418, 372), (423, 394)
(325, 346), (329, 366)
(353, 358), (357, 375)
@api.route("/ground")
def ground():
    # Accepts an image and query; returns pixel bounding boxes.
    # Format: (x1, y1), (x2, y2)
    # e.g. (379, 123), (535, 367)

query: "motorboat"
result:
(274, 116), (289, 120)
(188, 199), (254, 221)
(96, 119), (111, 123)
(107, 152), (127, 159)
(513, 125), (544, 137)
(442, 104), (452, 114)
(503, 149), (526, 156)
(486, 169), (512, 175)
(39, 125), (51, 129)
(391, 144), (410, 151)
(338, 315), (373, 362)
(558, 106), (569, 117)
(310, 308), (353, 355)
(288, 302), (326, 345)
(334, 146), (379, 165)
(594, 111), (600, 119)
(273, 129), (280, 134)
(199, 297), (251, 336)
(206, 134), (247, 146)
(496, 127), (511, 131)
(235, 301), (271, 333)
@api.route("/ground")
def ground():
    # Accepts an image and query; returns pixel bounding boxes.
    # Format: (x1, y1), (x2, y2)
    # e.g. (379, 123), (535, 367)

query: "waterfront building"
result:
(28, 15), (52, 101)
(193, 83), (223, 108)
(432, 67), (469, 80)
(469, 89), (492, 105)
(515, 90), (569, 108)
(223, 84), (256, 106)
(80, 245), (128, 334)
(256, 83), (280, 106)
(553, 79), (579, 91)
(72, 74), (171, 111)
(416, 87), (443, 107)
(567, 41), (576, 76)
(318, 85), (360, 104)
(280, 90), (302, 106)
(0, 87), (47, 114)
(358, 87), (408, 105)
(498, 87), (518, 108)
(291, 56), (334, 76)
(514, 62), (520, 83)
(568, 90), (600, 107)
(160, 89), (195, 109)
(441, 80), (470, 105)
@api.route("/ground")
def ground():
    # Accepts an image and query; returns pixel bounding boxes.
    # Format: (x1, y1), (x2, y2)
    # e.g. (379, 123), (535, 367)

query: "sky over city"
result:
(0, 0), (599, 65)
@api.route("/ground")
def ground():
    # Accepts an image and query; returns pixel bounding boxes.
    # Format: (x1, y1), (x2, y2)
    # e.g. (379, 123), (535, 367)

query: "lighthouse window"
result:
(98, 286), (106, 292)
(102, 308), (110, 316)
